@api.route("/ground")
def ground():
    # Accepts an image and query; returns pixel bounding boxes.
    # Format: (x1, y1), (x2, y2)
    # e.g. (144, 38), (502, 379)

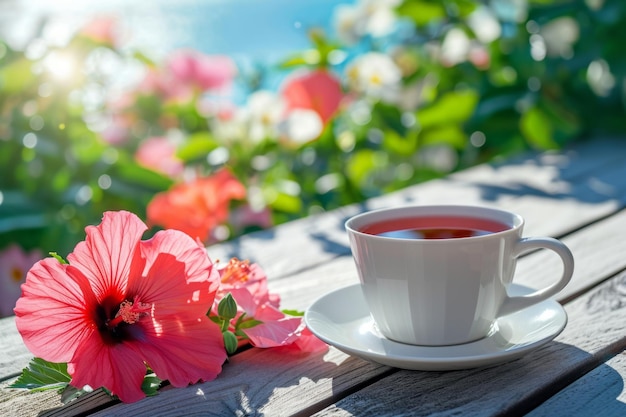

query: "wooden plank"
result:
(0, 380), (62, 417)
(85, 348), (392, 417)
(526, 352), (626, 417)
(454, 136), (626, 187)
(0, 317), (30, 379)
(311, 271), (626, 417)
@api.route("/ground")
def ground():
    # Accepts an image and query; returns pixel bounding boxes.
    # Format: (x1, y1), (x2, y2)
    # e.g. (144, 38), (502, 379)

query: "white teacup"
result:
(345, 205), (574, 346)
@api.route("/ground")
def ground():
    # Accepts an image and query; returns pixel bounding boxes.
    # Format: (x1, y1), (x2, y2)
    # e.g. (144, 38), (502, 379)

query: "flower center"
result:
(220, 258), (252, 283)
(369, 73), (382, 86)
(10, 267), (23, 283)
(106, 296), (152, 329)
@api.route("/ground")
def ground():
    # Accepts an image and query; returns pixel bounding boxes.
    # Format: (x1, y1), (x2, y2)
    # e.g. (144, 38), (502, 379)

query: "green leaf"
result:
(113, 159), (174, 191)
(279, 54), (310, 69)
(282, 309), (304, 317)
(217, 293), (238, 321)
(237, 318), (263, 330)
(176, 132), (219, 162)
(10, 358), (71, 392)
(346, 149), (375, 186)
(416, 90), (479, 129)
(383, 129), (418, 156)
(397, 1), (447, 26)
(49, 252), (68, 264)
(419, 125), (467, 149)
(520, 106), (558, 149)
(397, 0), (475, 25)
(346, 149), (388, 188)
(266, 189), (303, 214)
(223, 331), (239, 355)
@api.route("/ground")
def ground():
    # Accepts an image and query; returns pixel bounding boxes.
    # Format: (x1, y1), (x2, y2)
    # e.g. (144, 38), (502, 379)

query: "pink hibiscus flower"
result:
(281, 69), (344, 124)
(136, 51), (235, 103)
(146, 168), (247, 243)
(14, 211), (227, 403)
(0, 244), (41, 317)
(135, 136), (184, 178)
(215, 259), (327, 353)
(167, 50), (237, 93)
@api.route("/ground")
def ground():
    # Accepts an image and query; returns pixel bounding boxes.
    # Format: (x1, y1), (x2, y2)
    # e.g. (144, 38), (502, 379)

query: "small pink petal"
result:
(291, 325), (329, 353)
(243, 316), (301, 348)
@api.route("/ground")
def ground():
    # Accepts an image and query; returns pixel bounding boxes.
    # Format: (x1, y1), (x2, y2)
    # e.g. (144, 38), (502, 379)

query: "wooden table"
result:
(2, 137), (626, 416)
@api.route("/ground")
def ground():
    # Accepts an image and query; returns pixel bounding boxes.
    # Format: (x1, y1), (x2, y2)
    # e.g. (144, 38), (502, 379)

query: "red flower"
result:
(281, 69), (343, 124)
(146, 169), (246, 243)
(14, 211), (226, 403)
(215, 259), (327, 353)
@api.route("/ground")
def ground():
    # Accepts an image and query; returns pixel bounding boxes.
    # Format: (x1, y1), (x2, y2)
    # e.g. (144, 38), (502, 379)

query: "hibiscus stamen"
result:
(107, 297), (152, 328)
(220, 258), (252, 283)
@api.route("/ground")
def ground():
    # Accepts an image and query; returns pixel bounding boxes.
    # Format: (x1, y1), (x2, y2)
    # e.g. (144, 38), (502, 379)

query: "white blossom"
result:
(211, 90), (285, 143)
(345, 52), (402, 102)
(279, 108), (323, 144)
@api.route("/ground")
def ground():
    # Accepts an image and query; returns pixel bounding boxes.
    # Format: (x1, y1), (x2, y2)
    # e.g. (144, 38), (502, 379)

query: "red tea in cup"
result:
(358, 215), (509, 239)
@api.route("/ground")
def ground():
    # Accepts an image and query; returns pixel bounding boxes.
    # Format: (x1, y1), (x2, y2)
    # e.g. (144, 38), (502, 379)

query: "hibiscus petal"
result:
(14, 258), (98, 363)
(128, 232), (217, 317)
(243, 316), (301, 348)
(133, 316), (226, 387)
(253, 302), (287, 322)
(141, 229), (218, 287)
(67, 211), (147, 300)
(291, 325), (329, 353)
(70, 336), (147, 403)
(129, 253), (202, 318)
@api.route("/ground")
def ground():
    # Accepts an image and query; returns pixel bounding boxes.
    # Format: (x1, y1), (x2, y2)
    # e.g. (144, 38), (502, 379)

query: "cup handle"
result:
(498, 237), (574, 317)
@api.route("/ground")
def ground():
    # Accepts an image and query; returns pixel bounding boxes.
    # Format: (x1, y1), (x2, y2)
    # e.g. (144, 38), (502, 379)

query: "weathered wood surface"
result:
(527, 349), (626, 417)
(1, 137), (626, 416)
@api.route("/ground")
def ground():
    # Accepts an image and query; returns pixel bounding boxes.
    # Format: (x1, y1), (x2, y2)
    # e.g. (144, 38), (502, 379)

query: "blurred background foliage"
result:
(1, 0), (625, 260)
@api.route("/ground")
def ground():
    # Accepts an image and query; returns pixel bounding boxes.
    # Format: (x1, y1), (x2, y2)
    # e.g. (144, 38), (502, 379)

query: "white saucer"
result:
(304, 283), (567, 371)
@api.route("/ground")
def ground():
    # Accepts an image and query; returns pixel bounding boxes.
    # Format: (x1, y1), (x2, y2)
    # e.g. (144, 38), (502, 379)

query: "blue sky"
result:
(161, 0), (354, 58)
(0, 0), (354, 61)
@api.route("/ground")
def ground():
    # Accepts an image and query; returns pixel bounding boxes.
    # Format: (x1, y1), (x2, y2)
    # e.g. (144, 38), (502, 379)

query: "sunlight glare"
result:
(44, 51), (78, 82)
